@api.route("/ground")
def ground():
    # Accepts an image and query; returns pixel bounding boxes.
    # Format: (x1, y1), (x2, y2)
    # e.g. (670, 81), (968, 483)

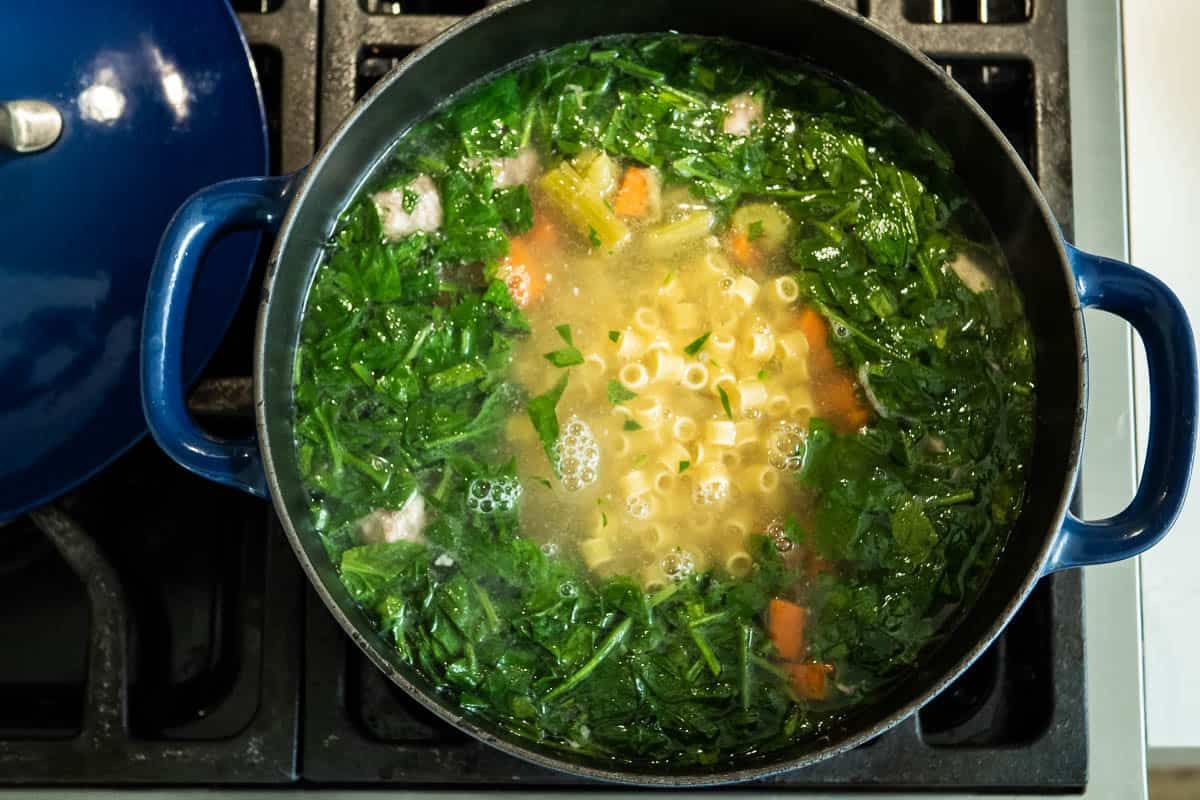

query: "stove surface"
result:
(0, 0), (1087, 792)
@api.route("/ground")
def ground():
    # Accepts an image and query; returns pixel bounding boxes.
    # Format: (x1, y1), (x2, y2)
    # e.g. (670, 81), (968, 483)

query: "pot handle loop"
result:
(141, 174), (297, 498)
(1046, 244), (1198, 572)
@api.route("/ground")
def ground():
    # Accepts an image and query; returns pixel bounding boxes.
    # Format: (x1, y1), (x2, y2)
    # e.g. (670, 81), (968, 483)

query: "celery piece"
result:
(538, 162), (630, 248)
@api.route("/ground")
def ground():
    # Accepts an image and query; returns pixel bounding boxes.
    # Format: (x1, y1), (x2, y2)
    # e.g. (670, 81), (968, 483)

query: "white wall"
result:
(1123, 0), (1200, 758)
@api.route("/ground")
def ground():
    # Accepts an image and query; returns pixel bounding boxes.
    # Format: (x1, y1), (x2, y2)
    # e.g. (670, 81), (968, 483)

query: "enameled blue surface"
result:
(142, 174), (297, 499)
(1046, 244), (1198, 571)
(0, 1), (267, 520)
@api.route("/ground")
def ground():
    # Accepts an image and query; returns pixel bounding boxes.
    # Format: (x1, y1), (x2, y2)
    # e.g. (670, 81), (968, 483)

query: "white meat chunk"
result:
(949, 251), (995, 294)
(373, 175), (442, 241)
(357, 493), (427, 545)
(722, 92), (763, 137)
(491, 147), (540, 188)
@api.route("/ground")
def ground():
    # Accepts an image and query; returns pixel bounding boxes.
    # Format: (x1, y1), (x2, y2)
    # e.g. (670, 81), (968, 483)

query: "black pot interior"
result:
(257, 0), (1083, 783)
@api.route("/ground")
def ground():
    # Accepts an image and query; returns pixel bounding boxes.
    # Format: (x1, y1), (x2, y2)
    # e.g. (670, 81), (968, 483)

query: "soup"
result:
(293, 34), (1035, 766)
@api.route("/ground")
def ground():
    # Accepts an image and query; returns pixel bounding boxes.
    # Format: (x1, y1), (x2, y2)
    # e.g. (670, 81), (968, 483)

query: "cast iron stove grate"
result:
(0, 0), (1086, 791)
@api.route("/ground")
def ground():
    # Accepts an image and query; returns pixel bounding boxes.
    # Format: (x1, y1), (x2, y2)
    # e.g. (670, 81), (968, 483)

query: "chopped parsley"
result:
(717, 385), (733, 419)
(607, 379), (637, 405)
(543, 347), (584, 367)
(683, 332), (711, 356)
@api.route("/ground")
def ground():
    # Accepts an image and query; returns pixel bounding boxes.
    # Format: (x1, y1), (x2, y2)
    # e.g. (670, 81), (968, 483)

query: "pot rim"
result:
(252, 0), (1085, 785)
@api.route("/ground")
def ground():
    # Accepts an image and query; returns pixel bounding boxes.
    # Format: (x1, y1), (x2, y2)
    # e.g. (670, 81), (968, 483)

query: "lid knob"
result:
(1, 100), (63, 153)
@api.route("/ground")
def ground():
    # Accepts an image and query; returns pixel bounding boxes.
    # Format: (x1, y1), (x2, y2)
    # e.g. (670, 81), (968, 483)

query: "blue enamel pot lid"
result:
(0, 1), (267, 521)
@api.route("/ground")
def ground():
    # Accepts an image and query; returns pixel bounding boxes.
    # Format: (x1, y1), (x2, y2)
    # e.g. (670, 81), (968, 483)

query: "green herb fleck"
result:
(683, 332), (711, 356)
(608, 330), (621, 343)
(747, 219), (764, 241)
(607, 379), (637, 405)
(623, 419), (643, 432)
(717, 385), (733, 419)
(757, 369), (769, 381)
(587, 225), (602, 248)
(633, 453), (649, 467)
(678, 460), (691, 473)
(543, 347), (584, 368)
(555, 324), (574, 345)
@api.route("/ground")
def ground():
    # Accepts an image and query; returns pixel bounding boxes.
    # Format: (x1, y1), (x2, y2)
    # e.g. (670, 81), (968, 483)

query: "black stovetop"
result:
(0, 0), (1086, 791)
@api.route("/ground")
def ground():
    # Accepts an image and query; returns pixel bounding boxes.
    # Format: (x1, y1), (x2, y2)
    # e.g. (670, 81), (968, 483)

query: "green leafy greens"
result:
(294, 33), (1035, 768)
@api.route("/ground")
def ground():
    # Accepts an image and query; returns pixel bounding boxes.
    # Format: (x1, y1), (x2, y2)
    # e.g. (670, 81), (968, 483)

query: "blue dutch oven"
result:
(0, 0), (267, 521)
(140, 0), (1197, 785)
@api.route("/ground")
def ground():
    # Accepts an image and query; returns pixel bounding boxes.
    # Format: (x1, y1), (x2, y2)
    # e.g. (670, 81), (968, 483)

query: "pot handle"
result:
(1046, 244), (1198, 572)
(141, 174), (298, 498)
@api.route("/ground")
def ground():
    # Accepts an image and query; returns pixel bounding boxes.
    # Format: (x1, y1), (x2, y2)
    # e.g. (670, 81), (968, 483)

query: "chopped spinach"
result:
(527, 372), (569, 468)
(294, 32), (1034, 768)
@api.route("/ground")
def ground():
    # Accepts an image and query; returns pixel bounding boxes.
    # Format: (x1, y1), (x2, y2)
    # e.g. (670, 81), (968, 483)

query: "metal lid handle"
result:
(0, 100), (63, 153)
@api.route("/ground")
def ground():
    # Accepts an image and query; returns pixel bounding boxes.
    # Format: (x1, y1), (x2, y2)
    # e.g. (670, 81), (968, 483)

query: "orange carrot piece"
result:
(797, 308), (828, 350)
(728, 230), (762, 269)
(798, 310), (836, 373)
(788, 662), (834, 700)
(499, 237), (543, 308)
(613, 167), (651, 218)
(842, 405), (871, 430)
(767, 598), (808, 662)
(822, 373), (871, 432)
(528, 213), (559, 249)
(795, 306), (870, 428)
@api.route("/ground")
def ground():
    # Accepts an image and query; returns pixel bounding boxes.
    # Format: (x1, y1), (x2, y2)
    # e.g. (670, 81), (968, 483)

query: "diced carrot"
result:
(528, 213), (559, 250)
(794, 306), (870, 429)
(767, 598), (808, 662)
(728, 230), (762, 269)
(787, 662), (834, 701)
(822, 373), (871, 432)
(842, 405), (871, 430)
(797, 308), (828, 350)
(613, 167), (651, 218)
(499, 237), (543, 308)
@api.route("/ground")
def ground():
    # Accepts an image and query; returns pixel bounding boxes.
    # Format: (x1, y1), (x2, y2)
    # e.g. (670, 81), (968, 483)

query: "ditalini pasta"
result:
(616, 329), (646, 360)
(704, 419), (738, 447)
(633, 306), (661, 334)
(501, 164), (836, 590)
(618, 362), (649, 391)
(681, 362), (709, 391)
(776, 331), (809, 363)
(645, 349), (684, 384)
(708, 332), (737, 361)
(770, 276), (801, 304)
